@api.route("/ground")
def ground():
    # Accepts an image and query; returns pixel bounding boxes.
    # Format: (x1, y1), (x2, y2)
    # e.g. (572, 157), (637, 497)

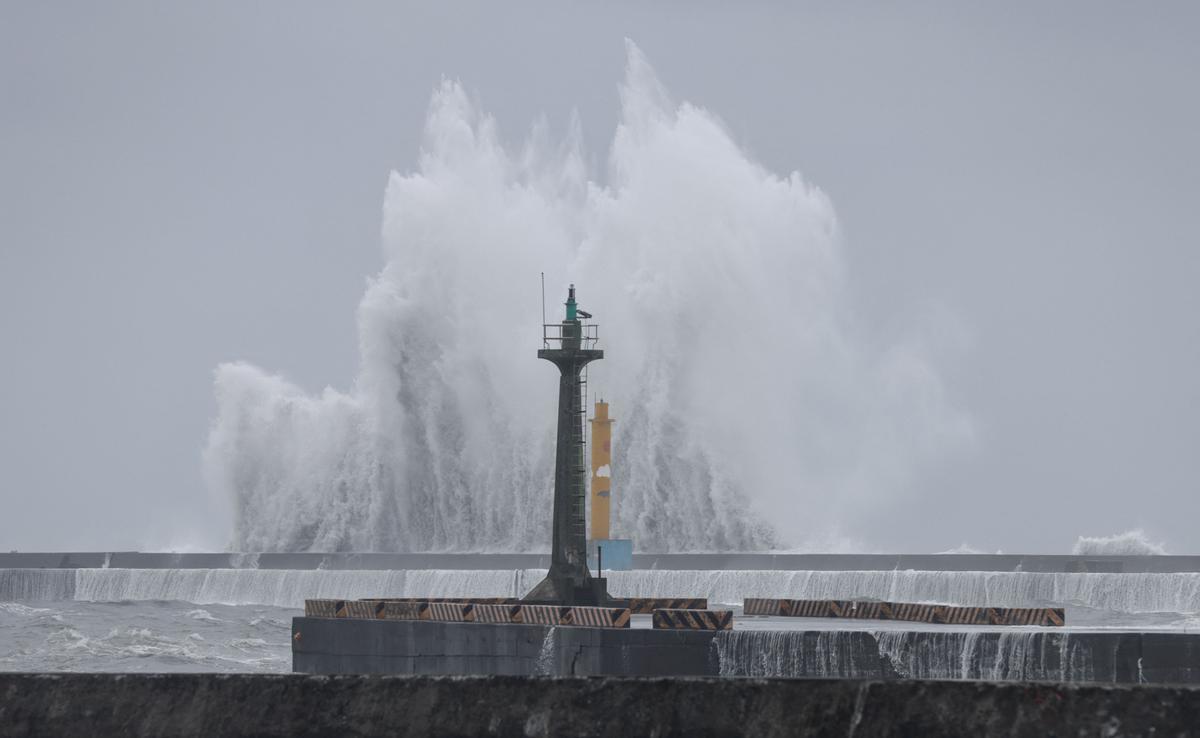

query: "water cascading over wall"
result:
(204, 42), (969, 553)
(6, 568), (1200, 614)
(712, 630), (1101, 682)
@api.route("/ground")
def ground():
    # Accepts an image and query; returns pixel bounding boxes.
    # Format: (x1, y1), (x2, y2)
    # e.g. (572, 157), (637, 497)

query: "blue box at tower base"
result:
(587, 538), (633, 571)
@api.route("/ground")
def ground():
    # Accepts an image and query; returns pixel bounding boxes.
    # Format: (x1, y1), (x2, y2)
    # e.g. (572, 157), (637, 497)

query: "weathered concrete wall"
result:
(293, 617), (718, 676)
(1, 673), (1198, 737)
(293, 617), (1200, 684)
(5, 551), (1200, 572)
(714, 629), (1200, 683)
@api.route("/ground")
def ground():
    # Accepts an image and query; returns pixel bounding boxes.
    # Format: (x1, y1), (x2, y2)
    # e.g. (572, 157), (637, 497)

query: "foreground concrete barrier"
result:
(294, 617), (716, 676)
(293, 617), (1200, 683)
(1, 673), (1198, 737)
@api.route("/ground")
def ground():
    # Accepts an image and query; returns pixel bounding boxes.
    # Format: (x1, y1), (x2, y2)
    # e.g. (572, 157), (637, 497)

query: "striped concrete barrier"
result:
(360, 597), (519, 605)
(304, 599), (630, 628)
(382, 602), (422, 620)
(888, 603), (1066, 627)
(304, 600), (387, 619)
(652, 609), (733, 631)
(305, 600), (486, 622)
(742, 598), (1065, 626)
(304, 600), (339, 618)
(625, 597), (708, 614)
(743, 598), (784, 616)
(743, 599), (888, 619)
(519, 604), (631, 628)
(471, 603), (523, 624)
(418, 601), (475, 622)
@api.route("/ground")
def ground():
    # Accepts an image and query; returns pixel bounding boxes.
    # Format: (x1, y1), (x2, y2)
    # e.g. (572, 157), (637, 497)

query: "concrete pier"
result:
(292, 616), (1200, 684)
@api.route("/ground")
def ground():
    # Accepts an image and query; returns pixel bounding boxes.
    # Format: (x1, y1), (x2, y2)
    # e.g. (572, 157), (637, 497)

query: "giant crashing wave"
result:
(203, 42), (969, 553)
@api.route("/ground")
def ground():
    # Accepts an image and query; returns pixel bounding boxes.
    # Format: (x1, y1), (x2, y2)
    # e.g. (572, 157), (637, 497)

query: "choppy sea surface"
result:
(0, 600), (295, 673)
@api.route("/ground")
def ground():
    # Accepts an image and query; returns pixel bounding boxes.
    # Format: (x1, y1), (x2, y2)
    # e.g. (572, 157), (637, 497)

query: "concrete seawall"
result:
(293, 617), (719, 676)
(5, 551), (1200, 572)
(292, 617), (1200, 684)
(1, 673), (1197, 737)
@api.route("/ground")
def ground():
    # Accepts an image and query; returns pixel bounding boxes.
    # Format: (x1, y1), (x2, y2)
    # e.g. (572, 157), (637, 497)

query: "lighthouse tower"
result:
(523, 284), (613, 605)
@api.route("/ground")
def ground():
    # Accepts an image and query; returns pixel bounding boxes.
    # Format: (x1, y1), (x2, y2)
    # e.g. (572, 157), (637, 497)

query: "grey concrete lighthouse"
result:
(523, 284), (614, 605)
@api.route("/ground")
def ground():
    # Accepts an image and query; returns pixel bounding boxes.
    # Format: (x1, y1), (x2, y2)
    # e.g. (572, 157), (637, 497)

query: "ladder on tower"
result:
(568, 365), (589, 544)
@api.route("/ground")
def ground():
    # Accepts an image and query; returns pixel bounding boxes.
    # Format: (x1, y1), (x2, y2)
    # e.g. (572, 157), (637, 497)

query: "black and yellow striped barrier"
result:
(511, 604), (631, 628)
(419, 601), (475, 621)
(742, 598), (1066, 626)
(348, 596), (705, 614)
(360, 597), (519, 605)
(382, 602), (422, 620)
(624, 597), (708, 614)
(304, 599), (631, 628)
(471, 603), (524, 624)
(651, 608), (733, 631)
(304, 599), (387, 619)
(304, 599), (339, 618)
(743, 599), (888, 619)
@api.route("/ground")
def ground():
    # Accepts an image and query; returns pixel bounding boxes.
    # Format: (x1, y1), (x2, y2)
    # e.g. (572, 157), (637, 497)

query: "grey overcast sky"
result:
(1, 2), (1197, 553)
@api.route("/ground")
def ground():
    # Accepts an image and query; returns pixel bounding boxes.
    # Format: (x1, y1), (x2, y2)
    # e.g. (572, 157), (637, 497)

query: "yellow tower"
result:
(589, 400), (614, 541)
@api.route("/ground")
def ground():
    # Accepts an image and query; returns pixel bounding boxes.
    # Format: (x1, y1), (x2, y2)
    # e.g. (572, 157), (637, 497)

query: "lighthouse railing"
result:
(542, 323), (599, 349)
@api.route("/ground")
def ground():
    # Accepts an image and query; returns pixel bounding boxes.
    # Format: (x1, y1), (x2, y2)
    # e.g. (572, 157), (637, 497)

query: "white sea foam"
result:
(0, 602), (55, 617)
(936, 543), (987, 555)
(203, 41), (968, 553)
(0, 599), (296, 673)
(1073, 529), (1167, 556)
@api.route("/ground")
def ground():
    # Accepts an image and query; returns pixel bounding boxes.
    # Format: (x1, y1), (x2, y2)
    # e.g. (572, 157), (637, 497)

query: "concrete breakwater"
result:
(6, 551), (1200, 572)
(292, 617), (1200, 684)
(7, 567), (1200, 614)
(1, 673), (1198, 737)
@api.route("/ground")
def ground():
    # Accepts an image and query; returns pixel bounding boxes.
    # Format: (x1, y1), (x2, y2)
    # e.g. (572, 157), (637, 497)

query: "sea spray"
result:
(1073, 529), (1168, 556)
(534, 626), (559, 676)
(204, 42), (968, 553)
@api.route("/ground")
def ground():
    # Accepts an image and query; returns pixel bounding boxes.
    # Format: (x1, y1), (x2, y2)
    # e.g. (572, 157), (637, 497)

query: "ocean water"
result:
(0, 600), (294, 673)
